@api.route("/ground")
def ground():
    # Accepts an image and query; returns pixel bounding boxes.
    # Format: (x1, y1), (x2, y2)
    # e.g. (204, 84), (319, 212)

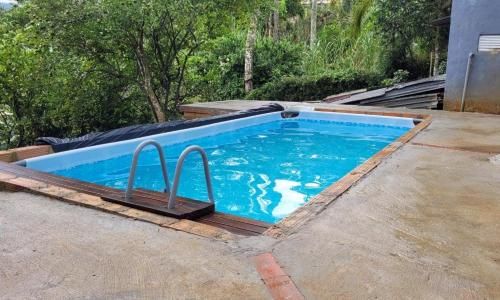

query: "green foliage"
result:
(350, 0), (374, 38)
(187, 32), (304, 102)
(284, 0), (304, 18)
(0, 2), (160, 147)
(374, 0), (443, 75)
(0, 0), (450, 149)
(246, 70), (381, 101)
(31, 0), (242, 121)
(0, 0), (260, 148)
(301, 2), (386, 76)
(381, 69), (410, 86)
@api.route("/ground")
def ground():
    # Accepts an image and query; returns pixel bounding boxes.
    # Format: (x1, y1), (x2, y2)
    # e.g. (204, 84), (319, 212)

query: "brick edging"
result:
(253, 253), (305, 300)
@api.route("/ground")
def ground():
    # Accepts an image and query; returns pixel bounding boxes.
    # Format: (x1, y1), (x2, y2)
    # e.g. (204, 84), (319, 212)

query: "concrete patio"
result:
(1, 101), (499, 299)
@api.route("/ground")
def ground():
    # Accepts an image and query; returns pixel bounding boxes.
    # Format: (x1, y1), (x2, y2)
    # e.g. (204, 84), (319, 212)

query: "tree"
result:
(310, 0), (317, 48)
(0, 2), (156, 147)
(374, 0), (448, 75)
(244, 13), (259, 92)
(432, 0), (452, 76)
(273, 0), (280, 39)
(0, 25), (46, 147)
(32, 0), (242, 122)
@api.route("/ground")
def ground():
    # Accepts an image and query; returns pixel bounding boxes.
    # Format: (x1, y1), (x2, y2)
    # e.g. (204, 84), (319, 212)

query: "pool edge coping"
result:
(262, 108), (432, 238)
(0, 108), (431, 242)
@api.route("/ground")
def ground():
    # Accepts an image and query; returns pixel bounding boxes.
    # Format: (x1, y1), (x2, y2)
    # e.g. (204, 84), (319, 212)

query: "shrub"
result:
(246, 70), (381, 102)
(381, 69), (410, 86)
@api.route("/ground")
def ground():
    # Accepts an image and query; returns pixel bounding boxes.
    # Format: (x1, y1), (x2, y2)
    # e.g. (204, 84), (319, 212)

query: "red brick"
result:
(253, 253), (304, 300)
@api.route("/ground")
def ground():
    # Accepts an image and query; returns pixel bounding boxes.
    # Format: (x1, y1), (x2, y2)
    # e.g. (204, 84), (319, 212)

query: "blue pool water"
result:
(51, 119), (409, 223)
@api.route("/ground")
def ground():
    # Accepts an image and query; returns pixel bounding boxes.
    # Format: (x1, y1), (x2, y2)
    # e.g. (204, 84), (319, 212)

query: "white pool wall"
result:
(25, 111), (414, 172)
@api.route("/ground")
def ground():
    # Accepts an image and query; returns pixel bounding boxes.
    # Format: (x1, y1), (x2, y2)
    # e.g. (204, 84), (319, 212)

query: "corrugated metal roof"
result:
(327, 75), (446, 110)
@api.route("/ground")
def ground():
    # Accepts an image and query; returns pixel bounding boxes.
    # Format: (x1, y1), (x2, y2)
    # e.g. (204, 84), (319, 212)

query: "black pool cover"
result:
(36, 103), (285, 152)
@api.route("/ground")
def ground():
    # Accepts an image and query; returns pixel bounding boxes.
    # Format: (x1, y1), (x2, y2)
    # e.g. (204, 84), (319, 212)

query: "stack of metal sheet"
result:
(324, 75), (446, 110)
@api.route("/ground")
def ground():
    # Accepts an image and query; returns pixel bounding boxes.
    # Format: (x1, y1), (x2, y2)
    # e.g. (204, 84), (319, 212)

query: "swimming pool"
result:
(25, 111), (414, 224)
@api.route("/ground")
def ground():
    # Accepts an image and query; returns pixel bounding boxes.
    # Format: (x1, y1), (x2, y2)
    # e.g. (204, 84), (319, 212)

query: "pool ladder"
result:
(125, 140), (215, 209)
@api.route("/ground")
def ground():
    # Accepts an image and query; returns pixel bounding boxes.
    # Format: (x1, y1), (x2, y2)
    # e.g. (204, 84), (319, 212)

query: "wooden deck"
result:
(0, 162), (271, 236)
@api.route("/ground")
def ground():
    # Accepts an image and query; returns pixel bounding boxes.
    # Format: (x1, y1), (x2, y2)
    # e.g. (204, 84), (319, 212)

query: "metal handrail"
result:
(125, 140), (170, 200)
(460, 52), (475, 112)
(168, 145), (214, 209)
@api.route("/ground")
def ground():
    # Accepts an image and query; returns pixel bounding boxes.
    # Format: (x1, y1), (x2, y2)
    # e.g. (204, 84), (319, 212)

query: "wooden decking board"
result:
(0, 162), (114, 196)
(197, 218), (262, 236)
(0, 162), (214, 220)
(0, 162), (271, 236)
(201, 213), (271, 231)
(197, 213), (271, 235)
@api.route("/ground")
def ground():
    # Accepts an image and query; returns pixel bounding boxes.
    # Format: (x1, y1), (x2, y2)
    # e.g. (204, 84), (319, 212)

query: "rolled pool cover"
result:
(36, 103), (285, 152)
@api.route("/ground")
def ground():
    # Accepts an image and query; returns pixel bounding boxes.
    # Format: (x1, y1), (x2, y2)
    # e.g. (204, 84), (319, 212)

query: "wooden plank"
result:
(0, 145), (53, 163)
(205, 212), (271, 229)
(198, 216), (264, 234)
(198, 219), (262, 236)
(197, 212), (271, 235)
(0, 162), (214, 220)
(0, 151), (15, 163)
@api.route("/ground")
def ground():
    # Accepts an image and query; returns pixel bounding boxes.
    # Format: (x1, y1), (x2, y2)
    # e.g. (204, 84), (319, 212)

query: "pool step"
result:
(101, 189), (214, 220)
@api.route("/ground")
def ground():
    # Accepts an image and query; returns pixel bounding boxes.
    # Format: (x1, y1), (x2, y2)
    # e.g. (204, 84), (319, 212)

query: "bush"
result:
(246, 70), (381, 102)
(381, 69), (410, 86)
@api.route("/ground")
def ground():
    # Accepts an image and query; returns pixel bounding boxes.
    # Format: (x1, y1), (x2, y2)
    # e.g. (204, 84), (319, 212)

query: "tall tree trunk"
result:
(310, 0), (317, 48)
(10, 93), (25, 147)
(244, 13), (258, 93)
(433, 31), (440, 76)
(266, 14), (273, 37)
(273, 0), (279, 40)
(429, 51), (434, 77)
(135, 43), (166, 123)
